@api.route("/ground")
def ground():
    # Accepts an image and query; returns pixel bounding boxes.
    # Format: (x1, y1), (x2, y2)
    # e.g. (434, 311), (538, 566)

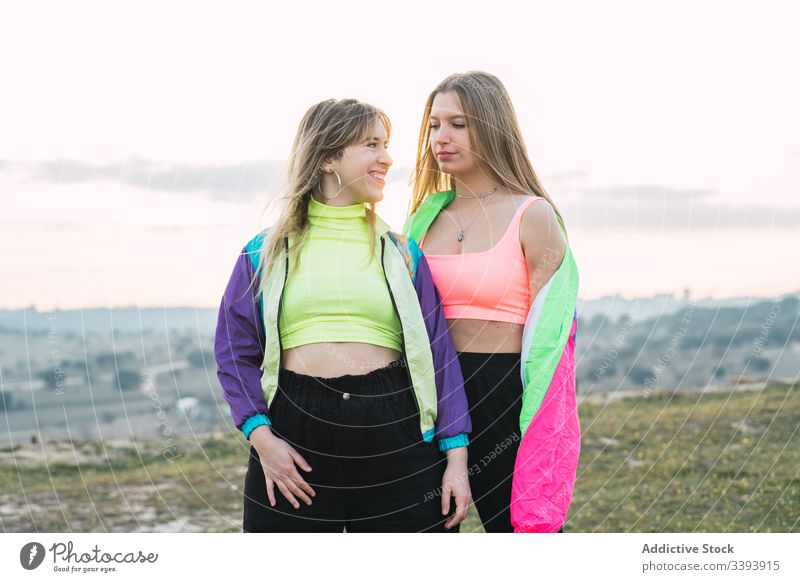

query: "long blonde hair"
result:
(256, 99), (391, 297)
(410, 71), (568, 238)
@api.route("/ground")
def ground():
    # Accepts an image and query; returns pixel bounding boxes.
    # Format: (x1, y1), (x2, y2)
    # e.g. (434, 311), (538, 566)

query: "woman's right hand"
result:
(249, 425), (316, 509)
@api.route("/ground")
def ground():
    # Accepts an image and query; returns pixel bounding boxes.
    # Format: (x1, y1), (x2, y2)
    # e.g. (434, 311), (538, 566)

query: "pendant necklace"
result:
(453, 185), (499, 242)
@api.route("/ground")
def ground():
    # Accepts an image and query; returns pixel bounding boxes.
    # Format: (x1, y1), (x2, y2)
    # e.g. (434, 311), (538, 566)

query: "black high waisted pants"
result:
(458, 352), (564, 533)
(243, 358), (453, 532)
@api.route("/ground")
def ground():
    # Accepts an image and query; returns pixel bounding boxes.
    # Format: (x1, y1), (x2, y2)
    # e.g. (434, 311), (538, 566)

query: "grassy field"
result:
(1, 382), (797, 533)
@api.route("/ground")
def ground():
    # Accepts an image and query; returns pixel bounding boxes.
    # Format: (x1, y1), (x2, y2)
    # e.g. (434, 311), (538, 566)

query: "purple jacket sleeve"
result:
(214, 248), (268, 430)
(413, 251), (472, 441)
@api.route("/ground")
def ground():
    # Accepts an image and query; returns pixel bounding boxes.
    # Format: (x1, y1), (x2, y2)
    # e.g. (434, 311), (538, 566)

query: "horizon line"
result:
(3, 288), (799, 313)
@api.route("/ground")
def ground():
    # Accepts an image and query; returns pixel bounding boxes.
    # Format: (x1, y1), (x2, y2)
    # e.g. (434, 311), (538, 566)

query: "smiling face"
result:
(429, 91), (478, 176)
(330, 120), (393, 204)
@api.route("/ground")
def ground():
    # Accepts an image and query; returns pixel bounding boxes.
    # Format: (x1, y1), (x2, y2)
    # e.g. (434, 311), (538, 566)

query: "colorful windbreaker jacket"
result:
(214, 215), (472, 452)
(404, 190), (581, 532)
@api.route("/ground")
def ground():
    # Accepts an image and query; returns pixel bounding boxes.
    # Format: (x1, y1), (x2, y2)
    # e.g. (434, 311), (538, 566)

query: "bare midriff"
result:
(446, 319), (523, 354)
(281, 343), (402, 377)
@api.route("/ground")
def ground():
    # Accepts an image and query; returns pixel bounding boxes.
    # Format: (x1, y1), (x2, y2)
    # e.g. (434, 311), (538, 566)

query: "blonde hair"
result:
(410, 71), (568, 238)
(255, 99), (391, 297)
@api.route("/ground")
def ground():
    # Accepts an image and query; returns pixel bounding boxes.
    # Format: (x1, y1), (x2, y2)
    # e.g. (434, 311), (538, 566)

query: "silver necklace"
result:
(453, 185), (499, 242)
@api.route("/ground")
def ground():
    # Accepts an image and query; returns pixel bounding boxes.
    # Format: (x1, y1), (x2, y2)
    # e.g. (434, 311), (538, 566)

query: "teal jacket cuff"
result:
(241, 414), (271, 440)
(438, 433), (469, 452)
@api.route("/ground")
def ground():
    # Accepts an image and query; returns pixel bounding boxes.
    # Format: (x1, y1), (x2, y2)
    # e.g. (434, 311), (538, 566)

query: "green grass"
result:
(571, 382), (799, 532)
(1, 383), (796, 532)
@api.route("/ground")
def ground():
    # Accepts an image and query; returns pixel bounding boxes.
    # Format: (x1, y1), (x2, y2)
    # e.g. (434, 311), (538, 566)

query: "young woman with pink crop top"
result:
(404, 72), (581, 533)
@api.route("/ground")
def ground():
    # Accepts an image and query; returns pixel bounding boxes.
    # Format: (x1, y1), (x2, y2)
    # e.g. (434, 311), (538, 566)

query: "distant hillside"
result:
(577, 295), (799, 392)
(0, 306), (218, 336)
(1, 294), (798, 446)
(2, 288), (797, 336)
(576, 291), (800, 325)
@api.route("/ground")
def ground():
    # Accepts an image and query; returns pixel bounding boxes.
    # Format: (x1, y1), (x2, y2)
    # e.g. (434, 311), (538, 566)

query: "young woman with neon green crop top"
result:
(215, 98), (472, 532)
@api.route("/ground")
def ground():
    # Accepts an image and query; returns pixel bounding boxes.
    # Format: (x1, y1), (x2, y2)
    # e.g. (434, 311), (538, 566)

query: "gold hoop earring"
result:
(324, 170), (342, 200)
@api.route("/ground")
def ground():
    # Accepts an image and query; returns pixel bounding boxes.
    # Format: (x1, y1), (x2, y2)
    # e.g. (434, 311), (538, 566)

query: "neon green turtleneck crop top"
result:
(278, 196), (403, 352)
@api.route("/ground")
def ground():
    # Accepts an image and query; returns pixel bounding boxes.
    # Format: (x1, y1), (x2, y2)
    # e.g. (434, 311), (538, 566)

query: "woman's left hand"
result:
(441, 446), (471, 530)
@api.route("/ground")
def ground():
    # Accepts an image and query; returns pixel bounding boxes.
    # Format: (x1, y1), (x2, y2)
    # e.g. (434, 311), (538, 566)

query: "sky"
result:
(1, 0), (798, 310)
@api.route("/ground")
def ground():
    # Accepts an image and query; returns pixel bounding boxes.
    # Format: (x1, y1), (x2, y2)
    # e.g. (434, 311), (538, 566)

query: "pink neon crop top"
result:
(422, 196), (546, 324)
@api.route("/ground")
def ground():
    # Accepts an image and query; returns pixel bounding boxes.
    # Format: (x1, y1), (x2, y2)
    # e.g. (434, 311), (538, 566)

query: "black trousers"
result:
(243, 358), (453, 532)
(459, 352), (564, 533)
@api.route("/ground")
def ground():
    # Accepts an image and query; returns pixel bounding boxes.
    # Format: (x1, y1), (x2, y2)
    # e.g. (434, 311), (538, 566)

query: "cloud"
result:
(4, 157), (286, 202)
(577, 184), (718, 201)
(534, 174), (800, 229)
(5, 159), (797, 229)
(542, 170), (590, 184)
(2, 157), (415, 204)
(560, 185), (800, 229)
